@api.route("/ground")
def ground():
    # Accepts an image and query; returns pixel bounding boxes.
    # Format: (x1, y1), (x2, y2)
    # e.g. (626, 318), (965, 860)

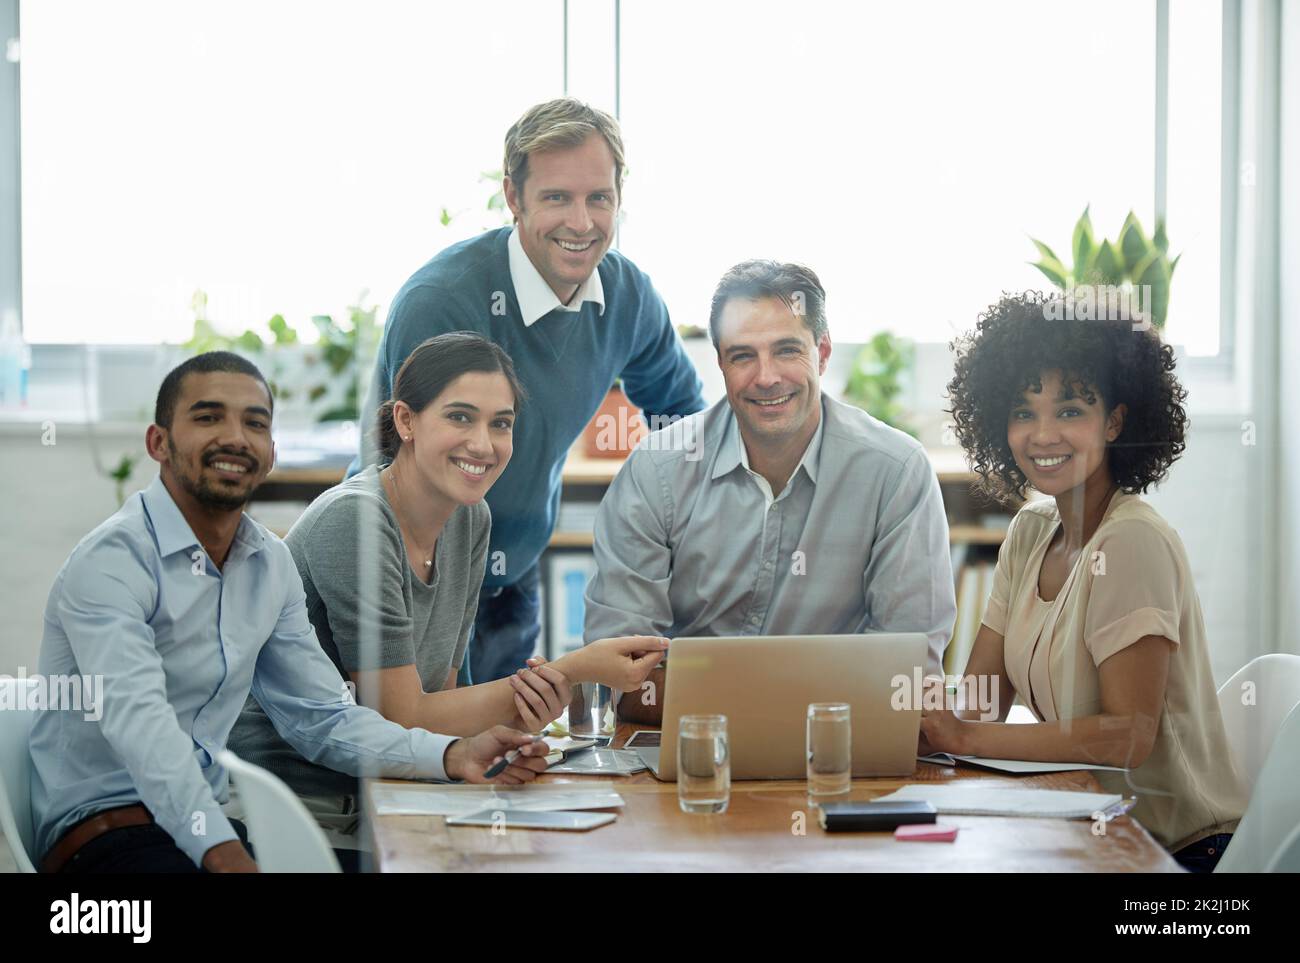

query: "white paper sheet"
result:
(873, 784), (1123, 818)
(918, 752), (1126, 774)
(369, 783), (625, 817)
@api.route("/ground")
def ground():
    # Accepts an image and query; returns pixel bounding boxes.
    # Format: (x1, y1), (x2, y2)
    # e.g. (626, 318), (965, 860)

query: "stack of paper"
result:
(918, 753), (1126, 774)
(872, 784), (1122, 819)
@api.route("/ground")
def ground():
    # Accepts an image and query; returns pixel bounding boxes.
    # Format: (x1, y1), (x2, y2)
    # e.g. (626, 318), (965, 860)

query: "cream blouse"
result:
(981, 492), (1247, 851)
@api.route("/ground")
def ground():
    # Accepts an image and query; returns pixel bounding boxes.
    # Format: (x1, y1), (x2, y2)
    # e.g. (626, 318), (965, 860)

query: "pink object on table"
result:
(894, 823), (958, 842)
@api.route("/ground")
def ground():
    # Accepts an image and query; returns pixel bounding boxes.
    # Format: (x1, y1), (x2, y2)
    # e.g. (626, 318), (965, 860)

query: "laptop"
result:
(633, 633), (928, 781)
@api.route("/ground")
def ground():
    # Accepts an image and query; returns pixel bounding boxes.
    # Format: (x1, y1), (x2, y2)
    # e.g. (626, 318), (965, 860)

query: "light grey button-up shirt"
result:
(29, 475), (457, 867)
(584, 394), (956, 673)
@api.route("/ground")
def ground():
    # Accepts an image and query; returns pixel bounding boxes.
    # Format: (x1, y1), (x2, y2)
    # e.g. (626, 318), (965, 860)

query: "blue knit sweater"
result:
(355, 227), (705, 589)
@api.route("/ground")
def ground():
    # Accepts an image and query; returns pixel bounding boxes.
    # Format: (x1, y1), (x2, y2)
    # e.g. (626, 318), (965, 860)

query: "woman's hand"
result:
(507, 660), (573, 732)
(918, 674), (972, 755)
(559, 636), (669, 692)
(919, 706), (971, 756)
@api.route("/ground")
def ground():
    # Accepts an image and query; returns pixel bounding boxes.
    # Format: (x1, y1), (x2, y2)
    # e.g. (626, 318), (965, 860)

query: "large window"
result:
(618, 0), (1223, 354)
(20, 0), (562, 344)
(18, 0), (1226, 355)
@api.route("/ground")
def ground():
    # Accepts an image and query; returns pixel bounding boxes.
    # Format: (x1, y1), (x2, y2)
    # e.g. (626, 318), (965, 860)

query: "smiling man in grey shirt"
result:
(584, 260), (957, 723)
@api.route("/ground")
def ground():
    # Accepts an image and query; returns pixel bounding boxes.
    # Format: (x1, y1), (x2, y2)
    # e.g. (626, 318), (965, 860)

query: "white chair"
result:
(216, 750), (341, 873)
(1215, 702), (1300, 873)
(1215, 653), (1300, 794)
(0, 678), (39, 873)
(1265, 822), (1300, 873)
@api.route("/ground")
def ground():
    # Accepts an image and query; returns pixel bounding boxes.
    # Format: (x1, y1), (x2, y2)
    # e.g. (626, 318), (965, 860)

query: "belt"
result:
(41, 804), (153, 873)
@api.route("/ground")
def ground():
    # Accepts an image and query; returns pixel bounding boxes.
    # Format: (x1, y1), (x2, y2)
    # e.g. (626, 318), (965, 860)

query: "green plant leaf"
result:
(1030, 259), (1070, 289)
(1168, 252), (1181, 277)
(439, 206), (453, 227)
(1118, 211), (1150, 275)
(1092, 239), (1125, 286)
(1152, 218), (1169, 254)
(322, 342), (352, 375)
(312, 314), (339, 340)
(1132, 252), (1172, 329)
(266, 313), (298, 345)
(1072, 206), (1095, 285)
(1030, 237), (1061, 265)
(317, 404), (359, 423)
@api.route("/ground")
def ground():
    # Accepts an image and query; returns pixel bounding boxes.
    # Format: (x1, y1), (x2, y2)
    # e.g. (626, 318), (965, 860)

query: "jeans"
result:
(1173, 832), (1233, 873)
(59, 818), (254, 874)
(467, 562), (543, 684)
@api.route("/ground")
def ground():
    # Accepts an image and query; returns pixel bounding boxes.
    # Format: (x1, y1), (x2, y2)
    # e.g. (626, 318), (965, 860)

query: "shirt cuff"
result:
(174, 806), (240, 868)
(1086, 606), (1181, 666)
(981, 600), (1007, 636)
(409, 730), (458, 782)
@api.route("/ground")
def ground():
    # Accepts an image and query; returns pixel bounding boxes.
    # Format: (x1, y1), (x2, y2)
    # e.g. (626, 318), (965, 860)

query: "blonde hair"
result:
(503, 98), (626, 204)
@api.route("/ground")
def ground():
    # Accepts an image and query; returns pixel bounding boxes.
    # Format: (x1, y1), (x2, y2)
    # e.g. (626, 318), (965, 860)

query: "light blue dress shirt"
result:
(584, 394), (957, 673)
(29, 475), (456, 867)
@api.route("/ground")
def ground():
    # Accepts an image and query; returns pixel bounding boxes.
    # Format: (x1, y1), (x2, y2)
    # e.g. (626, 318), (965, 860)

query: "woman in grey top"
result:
(230, 333), (667, 810)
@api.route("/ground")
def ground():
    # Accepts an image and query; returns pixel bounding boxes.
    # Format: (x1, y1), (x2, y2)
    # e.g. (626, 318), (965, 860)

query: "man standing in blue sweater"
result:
(355, 98), (705, 683)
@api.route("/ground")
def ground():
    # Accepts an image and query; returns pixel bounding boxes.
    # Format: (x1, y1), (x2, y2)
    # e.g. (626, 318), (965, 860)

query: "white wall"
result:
(0, 420), (154, 674)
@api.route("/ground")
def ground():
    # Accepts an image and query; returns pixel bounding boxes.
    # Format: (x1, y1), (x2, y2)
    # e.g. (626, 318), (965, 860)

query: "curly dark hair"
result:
(946, 291), (1189, 504)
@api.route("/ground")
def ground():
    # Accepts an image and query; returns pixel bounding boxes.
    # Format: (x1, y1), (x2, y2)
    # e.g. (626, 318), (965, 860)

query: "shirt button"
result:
(750, 616), (760, 626)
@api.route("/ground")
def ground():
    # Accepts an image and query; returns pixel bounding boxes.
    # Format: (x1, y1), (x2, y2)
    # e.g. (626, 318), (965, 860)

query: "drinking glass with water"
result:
(568, 682), (616, 744)
(807, 702), (851, 807)
(678, 714), (729, 813)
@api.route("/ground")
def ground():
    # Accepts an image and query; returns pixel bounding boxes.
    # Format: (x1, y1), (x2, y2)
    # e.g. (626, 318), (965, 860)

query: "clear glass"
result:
(807, 702), (851, 807)
(678, 714), (730, 814)
(567, 682), (616, 745)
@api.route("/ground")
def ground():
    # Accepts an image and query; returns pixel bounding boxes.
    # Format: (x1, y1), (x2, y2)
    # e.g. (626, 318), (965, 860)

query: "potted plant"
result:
(182, 292), (380, 425)
(582, 379), (647, 459)
(843, 331), (916, 437)
(1028, 206), (1180, 329)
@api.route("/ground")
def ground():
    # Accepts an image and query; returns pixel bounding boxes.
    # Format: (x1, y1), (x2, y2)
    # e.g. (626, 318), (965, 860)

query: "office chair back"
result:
(0, 678), (39, 872)
(1215, 653), (1300, 794)
(1215, 703), (1300, 872)
(217, 750), (341, 873)
(1266, 822), (1300, 873)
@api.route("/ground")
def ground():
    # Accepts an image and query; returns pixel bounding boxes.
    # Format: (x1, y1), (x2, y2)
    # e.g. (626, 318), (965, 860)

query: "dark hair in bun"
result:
(374, 332), (526, 462)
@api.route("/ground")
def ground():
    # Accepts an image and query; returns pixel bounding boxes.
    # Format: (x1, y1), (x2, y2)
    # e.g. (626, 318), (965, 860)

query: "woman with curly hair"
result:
(925, 291), (1246, 871)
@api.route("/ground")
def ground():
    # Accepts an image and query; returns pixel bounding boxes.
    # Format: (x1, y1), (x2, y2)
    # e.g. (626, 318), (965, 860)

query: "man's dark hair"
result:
(708, 259), (829, 347)
(154, 351), (272, 429)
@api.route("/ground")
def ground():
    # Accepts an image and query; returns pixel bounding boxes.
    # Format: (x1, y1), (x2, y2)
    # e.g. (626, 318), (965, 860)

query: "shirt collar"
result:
(141, 474), (265, 560)
(711, 395), (826, 485)
(507, 226), (606, 327)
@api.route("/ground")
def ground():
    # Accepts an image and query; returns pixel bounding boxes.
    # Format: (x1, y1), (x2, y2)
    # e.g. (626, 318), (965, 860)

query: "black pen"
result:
(482, 735), (546, 779)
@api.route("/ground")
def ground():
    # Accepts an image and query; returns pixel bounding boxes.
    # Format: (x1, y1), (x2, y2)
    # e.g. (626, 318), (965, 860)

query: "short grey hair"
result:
(708, 259), (828, 346)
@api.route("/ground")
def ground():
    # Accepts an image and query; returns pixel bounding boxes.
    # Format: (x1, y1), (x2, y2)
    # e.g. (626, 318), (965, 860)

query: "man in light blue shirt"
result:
(29, 351), (547, 873)
(585, 261), (958, 724)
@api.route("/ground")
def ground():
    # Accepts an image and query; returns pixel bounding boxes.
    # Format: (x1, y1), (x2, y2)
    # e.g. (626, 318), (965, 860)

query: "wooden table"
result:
(366, 725), (1181, 873)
